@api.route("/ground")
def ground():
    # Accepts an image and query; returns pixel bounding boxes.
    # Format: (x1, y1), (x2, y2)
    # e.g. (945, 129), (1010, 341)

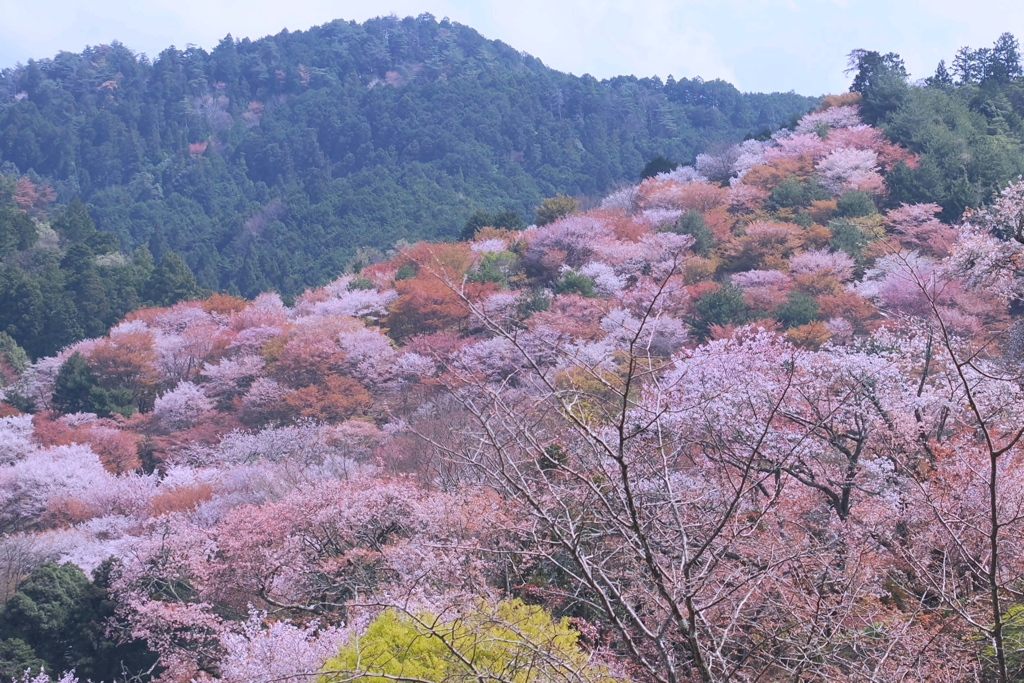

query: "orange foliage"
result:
(472, 226), (517, 243)
(703, 206), (736, 242)
(13, 177), (55, 217)
(32, 413), (141, 474)
(817, 291), (878, 332)
(0, 403), (20, 418)
(124, 306), (169, 326)
(148, 414), (245, 464)
(807, 200), (838, 225)
(528, 295), (612, 341)
(42, 496), (97, 528)
(820, 92), (861, 109)
(202, 293), (250, 314)
(587, 209), (647, 243)
(725, 221), (805, 271)
(638, 179), (728, 213)
(792, 272), (844, 297)
(397, 242), (475, 280)
(387, 277), (484, 341)
(270, 321), (352, 388)
(149, 484), (215, 517)
(686, 281), (721, 302)
(85, 426), (142, 474)
(280, 375), (371, 422)
(683, 256), (721, 285)
(708, 324), (743, 341)
(786, 321), (832, 349)
(801, 223), (833, 250)
(87, 330), (159, 403)
(741, 156), (815, 191)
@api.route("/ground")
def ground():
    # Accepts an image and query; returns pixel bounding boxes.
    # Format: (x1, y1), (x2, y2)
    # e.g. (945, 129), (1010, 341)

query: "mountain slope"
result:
(0, 14), (817, 295)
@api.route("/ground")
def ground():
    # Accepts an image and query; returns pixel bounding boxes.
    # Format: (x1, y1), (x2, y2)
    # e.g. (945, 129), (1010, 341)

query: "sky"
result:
(0, 0), (1022, 95)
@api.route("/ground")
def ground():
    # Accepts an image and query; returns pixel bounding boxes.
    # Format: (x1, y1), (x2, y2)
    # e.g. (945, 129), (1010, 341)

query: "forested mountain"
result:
(853, 34), (1024, 219)
(13, 28), (1024, 682)
(8, 96), (1024, 681)
(0, 14), (816, 296)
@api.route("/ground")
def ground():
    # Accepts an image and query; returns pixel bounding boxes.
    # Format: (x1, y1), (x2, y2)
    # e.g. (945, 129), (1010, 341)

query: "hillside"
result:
(6, 99), (1024, 681)
(0, 14), (816, 296)
(850, 39), (1024, 220)
(10, 29), (1024, 683)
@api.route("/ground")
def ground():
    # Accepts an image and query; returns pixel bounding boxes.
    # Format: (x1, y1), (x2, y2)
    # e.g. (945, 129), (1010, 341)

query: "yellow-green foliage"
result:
(320, 599), (622, 682)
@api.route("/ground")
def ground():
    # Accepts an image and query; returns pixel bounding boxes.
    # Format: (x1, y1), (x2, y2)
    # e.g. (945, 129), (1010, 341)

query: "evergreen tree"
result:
(147, 226), (169, 264)
(460, 209), (524, 239)
(61, 244), (111, 338)
(0, 562), (159, 682)
(776, 291), (819, 328)
(0, 638), (45, 680)
(535, 194), (579, 226)
(52, 199), (95, 243)
(847, 49), (908, 124)
(50, 352), (101, 415)
(0, 332), (28, 379)
(146, 251), (204, 306)
(927, 60), (954, 87)
(0, 15), (819, 296)
(953, 46), (984, 84)
(0, 562), (91, 670)
(0, 265), (47, 358)
(988, 33), (1022, 84)
(694, 284), (747, 337)
(836, 190), (876, 218)
(0, 206), (37, 257)
(670, 210), (713, 256)
(640, 155), (678, 179)
(236, 244), (270, 299)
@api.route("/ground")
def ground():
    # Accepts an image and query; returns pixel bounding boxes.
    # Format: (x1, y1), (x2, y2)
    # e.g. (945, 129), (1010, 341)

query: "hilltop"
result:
(0, 14), (816, 296)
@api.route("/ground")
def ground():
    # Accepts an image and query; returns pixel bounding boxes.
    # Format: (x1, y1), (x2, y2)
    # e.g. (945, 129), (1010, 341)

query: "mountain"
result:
(0, 14), (817, 297)
(9, 100), (1024, 681)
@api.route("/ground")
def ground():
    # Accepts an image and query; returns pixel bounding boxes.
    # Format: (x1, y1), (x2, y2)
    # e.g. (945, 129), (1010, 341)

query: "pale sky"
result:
(0, 0), (1021, 95)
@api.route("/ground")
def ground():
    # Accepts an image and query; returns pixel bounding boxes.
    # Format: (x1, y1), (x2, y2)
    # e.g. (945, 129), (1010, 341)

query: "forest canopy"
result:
(0, 14), (816, 297)
(8, 23), (1024, 683)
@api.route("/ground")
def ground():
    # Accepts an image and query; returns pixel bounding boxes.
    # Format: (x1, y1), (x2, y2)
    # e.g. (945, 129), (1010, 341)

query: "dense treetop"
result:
(850, 33), (1024, 220)
(0, 178), (202, 359)
(0, 14), (817, 296)
(9, 27), (1024, 683)
(5, 99), (1024, 680)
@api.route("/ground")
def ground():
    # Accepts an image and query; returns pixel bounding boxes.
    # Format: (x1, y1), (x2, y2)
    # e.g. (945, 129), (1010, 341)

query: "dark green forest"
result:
(0, 14), (817, 297)
(0, 184), (201, 359)
(852, 34), (1024, 220)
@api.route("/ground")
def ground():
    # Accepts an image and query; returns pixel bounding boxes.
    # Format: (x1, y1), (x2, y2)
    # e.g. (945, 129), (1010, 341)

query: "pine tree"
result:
(146, 252), (203, 306)
(52, 198), (95, 242)
(51, 352), (101, 415)
(988, 33), (1023, 84)
(928, 60), (954, 87)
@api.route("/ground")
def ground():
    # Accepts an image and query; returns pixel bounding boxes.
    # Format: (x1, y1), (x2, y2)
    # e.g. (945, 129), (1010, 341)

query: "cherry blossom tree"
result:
(815, 147), (885, 195)
(404, 264), (955, 682)
(152, 382), (215, 431)
(885, 202), (956, 256)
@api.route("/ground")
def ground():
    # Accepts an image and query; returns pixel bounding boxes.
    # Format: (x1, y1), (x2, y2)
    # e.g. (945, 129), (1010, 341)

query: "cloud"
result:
(461, 0), (734, 82)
